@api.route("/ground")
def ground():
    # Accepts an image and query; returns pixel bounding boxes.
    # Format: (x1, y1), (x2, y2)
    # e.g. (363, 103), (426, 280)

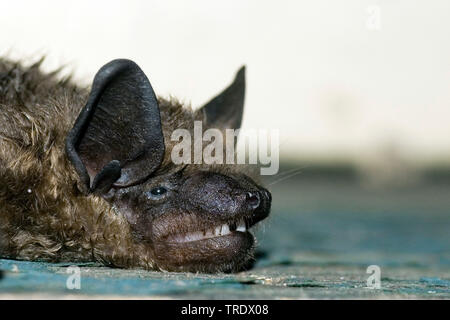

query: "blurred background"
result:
(0, 0), (449, 298)
(2, 0), (450, 185)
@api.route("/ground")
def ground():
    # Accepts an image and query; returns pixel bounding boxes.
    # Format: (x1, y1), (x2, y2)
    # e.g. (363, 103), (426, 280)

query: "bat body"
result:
(0, 58), (271, 273)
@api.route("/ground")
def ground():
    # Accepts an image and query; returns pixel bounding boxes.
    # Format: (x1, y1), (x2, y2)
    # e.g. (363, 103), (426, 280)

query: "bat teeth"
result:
(169, 221), (246, 244)
(227, 218), (248, 233)
(236, 218), (247, 232)
(177, 231), (205, 242)
(213, 224), (230, 236)
(221, 224), (230, 235)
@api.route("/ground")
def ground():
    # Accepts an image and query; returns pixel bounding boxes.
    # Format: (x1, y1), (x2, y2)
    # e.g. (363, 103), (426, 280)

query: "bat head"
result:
(66, 59), (271, 272)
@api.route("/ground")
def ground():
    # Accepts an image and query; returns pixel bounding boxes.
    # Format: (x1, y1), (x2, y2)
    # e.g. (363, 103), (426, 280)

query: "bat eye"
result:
(149, 186), (167, 197)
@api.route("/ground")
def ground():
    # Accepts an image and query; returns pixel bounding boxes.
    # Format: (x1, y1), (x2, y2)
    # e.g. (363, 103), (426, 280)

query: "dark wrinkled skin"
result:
(107, 166), (271, 272)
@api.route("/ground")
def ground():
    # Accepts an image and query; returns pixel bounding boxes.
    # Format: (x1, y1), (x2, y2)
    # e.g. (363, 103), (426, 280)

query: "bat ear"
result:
(66, 59), (165, 194)
(200, 66), (246, 130)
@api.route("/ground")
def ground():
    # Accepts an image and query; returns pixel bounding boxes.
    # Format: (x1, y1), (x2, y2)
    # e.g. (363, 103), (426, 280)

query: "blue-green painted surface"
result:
(1, 180), (449, 299)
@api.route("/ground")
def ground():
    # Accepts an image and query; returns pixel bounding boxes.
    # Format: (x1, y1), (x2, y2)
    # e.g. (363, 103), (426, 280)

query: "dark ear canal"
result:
(66, 59), (165, 193)
(200, 66), (246, 130)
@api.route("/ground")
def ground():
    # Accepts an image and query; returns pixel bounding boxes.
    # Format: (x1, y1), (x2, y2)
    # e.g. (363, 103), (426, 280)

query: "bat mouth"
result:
(167, 218), (249, 243)
(148, 178), (272, 273)
(152, 215), (261, 273)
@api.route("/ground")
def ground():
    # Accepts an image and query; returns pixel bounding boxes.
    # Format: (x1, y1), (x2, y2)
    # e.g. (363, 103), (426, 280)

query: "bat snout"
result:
(181, 171), (271, 223)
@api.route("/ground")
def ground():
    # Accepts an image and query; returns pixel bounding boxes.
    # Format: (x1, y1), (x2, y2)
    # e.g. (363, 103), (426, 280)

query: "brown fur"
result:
(0, 57), (268, 273)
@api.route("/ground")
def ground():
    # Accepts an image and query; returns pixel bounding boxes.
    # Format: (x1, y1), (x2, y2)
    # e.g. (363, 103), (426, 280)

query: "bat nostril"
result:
(246, 192), (260, 210)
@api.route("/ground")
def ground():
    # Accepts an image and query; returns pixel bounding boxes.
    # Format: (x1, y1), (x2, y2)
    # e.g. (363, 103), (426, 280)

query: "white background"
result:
(1, 0), (449, 167)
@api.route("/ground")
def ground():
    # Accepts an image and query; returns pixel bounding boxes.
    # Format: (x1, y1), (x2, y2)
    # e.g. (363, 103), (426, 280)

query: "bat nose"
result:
(245, 188), (271, 226)
(262, 189), (271, 203)
(246, 192), (261, 209)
